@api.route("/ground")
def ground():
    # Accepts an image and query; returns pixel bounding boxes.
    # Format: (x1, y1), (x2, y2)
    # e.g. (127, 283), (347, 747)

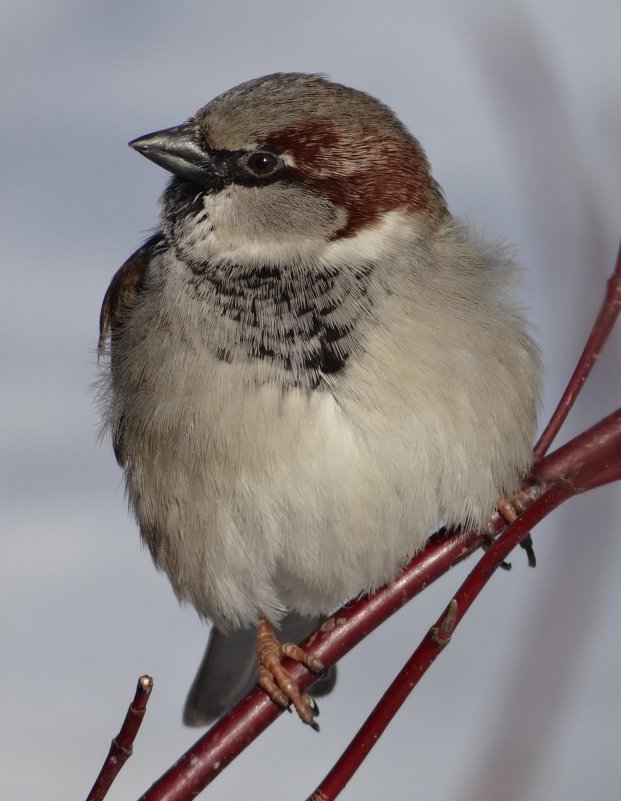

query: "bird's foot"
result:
(256, 617), (324, 729)
(486, 489), (538, 568)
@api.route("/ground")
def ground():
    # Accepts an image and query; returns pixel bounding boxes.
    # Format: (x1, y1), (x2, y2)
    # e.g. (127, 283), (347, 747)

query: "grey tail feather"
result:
(183, 612), (337, 727)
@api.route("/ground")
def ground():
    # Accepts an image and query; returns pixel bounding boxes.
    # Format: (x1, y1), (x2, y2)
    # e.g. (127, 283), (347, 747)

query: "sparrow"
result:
(98, 72), (541, 728)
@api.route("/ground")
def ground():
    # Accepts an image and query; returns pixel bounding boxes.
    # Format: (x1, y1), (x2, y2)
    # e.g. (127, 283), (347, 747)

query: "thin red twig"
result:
(86, 675), (153, 801)
(533, 242), (621, 459)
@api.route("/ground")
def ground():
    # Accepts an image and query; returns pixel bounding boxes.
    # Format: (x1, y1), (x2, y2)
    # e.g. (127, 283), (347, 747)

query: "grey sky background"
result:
(2, 2), (620, 799)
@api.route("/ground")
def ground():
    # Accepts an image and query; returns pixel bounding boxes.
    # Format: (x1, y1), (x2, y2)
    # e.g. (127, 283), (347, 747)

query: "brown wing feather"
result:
(98, 232), (165, 352)
(99, 233), (165, 466)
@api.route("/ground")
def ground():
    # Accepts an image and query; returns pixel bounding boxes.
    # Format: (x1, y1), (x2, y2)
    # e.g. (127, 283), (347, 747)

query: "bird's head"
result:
(130, 73), (447, 269)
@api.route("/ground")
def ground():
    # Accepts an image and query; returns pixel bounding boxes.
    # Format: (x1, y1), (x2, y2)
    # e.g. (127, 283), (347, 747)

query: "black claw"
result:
(308, 697), (320, 716)
(309, 719), (320, 733)
(520, 534), (537, 567)
(500, 560), (512, 571)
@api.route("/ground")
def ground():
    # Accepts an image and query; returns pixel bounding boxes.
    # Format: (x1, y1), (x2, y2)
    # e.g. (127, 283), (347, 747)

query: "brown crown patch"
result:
(265, 120), (447, 239)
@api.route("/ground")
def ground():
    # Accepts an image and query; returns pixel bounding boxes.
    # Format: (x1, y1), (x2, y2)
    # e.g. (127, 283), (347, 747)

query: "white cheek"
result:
(187, 190), (326, 266)
(322, 210), (428, 265)
(174, 191), (427, 268)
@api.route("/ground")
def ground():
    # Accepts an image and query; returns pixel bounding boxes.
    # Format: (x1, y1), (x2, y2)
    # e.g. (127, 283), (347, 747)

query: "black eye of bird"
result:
(245, 151), (280, 176)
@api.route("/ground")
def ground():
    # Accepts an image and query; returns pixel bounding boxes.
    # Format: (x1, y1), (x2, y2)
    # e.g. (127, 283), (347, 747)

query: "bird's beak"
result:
(129, 124), (224, 189)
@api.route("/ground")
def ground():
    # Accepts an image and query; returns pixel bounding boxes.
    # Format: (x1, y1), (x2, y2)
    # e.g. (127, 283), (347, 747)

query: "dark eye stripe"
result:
(166, 147), (291, 193)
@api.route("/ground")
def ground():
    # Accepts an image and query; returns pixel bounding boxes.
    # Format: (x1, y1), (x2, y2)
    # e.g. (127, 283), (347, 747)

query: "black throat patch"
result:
(186, 259), (374, 390)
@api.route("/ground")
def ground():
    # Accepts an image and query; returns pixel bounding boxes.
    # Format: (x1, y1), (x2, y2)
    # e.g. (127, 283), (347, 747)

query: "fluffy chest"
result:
(103, 227), (540, 628)
(106, 252), (438, 626)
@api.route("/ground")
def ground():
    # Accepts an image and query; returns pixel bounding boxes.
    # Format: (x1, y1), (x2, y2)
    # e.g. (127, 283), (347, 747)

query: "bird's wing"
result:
(98, 232), (166, 466)
(98, 232), (165, 351)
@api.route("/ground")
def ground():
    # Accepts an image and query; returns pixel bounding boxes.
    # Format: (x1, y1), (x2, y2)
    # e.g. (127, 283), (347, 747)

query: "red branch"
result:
(584, 463), (621, 490)
(534, 242), (621, 459)
(533, 406), (621, 485)
(86, 675), (153, 801)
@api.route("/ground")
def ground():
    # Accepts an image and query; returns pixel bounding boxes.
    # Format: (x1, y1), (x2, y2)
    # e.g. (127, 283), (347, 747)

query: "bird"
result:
(98, 72), (541, 728)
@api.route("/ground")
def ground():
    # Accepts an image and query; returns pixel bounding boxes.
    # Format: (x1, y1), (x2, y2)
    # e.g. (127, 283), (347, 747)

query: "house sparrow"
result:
(99, 72), (540, 727)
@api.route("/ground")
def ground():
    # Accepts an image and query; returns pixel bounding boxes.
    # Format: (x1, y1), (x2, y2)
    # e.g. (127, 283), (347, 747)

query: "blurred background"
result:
(2, 1), (620, 799)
